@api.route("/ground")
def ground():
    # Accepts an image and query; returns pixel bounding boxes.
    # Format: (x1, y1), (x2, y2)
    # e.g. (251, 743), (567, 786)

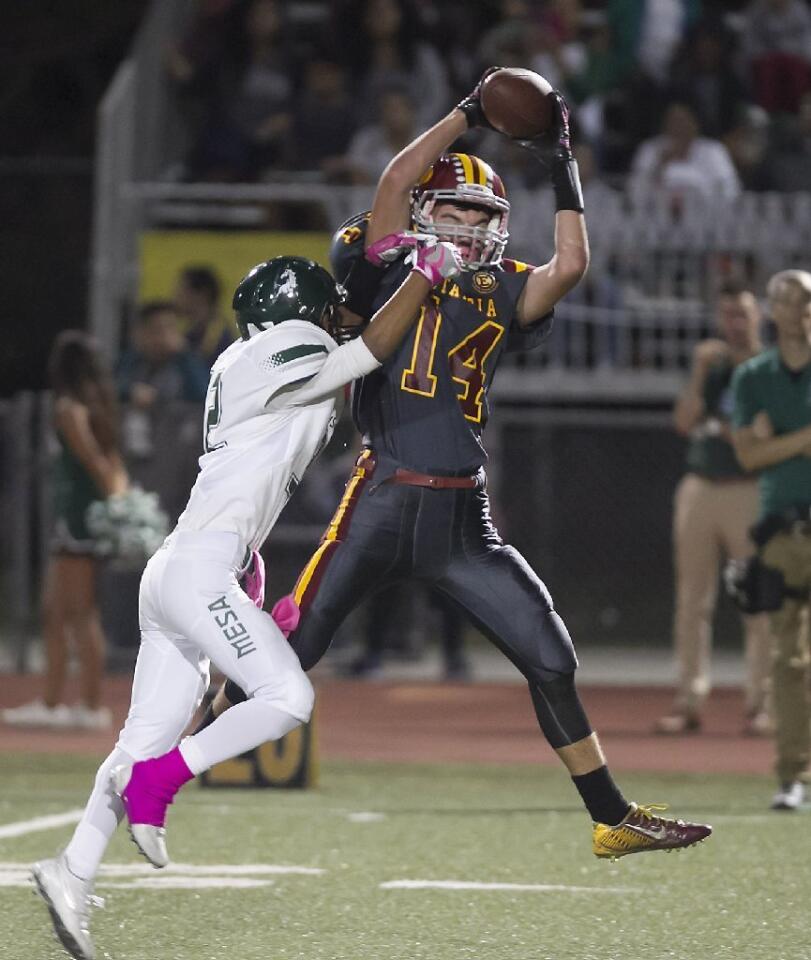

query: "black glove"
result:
(455, 66), (501, 130)
(514, 91), (583, 213)
(512, 91), (572, 161)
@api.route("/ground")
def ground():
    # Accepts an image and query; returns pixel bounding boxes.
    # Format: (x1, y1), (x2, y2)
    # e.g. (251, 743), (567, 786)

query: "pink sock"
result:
(124, 748), (195, 827)
(148, 746), (195, 791)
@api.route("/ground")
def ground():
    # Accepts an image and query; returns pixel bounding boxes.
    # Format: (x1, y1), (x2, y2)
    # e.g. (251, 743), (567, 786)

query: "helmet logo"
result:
(472, 271), (499, 294)
(278, 267), (299, 299)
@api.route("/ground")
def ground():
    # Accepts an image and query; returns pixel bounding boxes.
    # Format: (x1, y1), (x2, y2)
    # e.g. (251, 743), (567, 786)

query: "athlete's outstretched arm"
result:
(515, 93), (589, 326)
(367, 109), (468, 246)
(282, 242), (462, 409)
(517, 210), (589, 326)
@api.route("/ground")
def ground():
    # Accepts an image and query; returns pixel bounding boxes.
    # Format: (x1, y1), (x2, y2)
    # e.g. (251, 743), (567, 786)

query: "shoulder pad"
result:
(329, 211), (371, 284)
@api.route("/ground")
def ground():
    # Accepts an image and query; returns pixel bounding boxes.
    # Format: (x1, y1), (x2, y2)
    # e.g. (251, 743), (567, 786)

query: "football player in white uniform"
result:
(32, 242), (462, 960)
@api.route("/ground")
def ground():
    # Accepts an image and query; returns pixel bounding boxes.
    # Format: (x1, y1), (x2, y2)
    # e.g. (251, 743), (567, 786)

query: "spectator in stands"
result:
(292, 57), (358, 178)
(166, 0), (235, 155)
(657, 282), (771, 738)
(184, 0), (297, 180)
(174, 265), (234, 369)
(630, 101), (741, 204)
(334, 86), (419, 185)
(3, 332), (127, 731)
(770, 90), (811, 190)
(334, 0), (450, 129)
(116, 303), (209, 522)
(723, 104), (774, 191)
(564, 23), (621, 114)
(477, 0), (535, 73)
(528, 0), (588, 94)
(608, 0), (700, 85)
(116, 301), (209, 461)
(741, 0), (811, 113)
(669, 18), (748, 138)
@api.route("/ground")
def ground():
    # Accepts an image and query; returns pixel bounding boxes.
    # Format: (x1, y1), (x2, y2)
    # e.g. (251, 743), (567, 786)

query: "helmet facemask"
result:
(412, 188), (509, 270)
(322, 284), (363, 344)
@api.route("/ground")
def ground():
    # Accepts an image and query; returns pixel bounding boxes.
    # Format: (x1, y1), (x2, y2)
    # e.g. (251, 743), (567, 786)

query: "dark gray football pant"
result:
(279, 454), (589, 748)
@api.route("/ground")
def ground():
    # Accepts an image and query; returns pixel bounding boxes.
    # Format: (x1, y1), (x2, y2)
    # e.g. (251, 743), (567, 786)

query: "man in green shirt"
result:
(732, 269), (811, 811)
(657, 282), (770, 737)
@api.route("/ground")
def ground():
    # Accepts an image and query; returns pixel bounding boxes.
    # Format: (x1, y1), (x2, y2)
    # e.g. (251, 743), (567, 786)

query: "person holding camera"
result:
(656, 281), (771, 737)
(731, 269), (811, 811)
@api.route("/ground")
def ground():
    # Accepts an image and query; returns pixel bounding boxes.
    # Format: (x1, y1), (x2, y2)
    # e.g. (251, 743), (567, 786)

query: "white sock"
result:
(180, 699), (300, 772)
(64, 746), (135, 882)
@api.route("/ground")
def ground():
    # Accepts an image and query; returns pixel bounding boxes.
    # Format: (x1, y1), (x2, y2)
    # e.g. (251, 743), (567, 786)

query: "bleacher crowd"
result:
(165, 0), (811, 197)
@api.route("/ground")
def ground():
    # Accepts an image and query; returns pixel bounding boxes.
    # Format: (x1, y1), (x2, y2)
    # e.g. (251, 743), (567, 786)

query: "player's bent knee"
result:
(253, 667), (314, 724)
(534, 609), (578, 680)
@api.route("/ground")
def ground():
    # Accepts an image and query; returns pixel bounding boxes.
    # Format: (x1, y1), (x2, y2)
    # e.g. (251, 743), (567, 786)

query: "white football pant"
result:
(64, 529), (313, 881)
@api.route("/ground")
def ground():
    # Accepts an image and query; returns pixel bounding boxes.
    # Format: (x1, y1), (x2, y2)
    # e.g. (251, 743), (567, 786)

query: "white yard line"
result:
(0, 860), (323, 890)
(98, 863), (325, 876)
(0, 861), (324, 876)
(380, 880), (638, 893)
(0, 809), (84, 840)
(347, 812), (386, 823)
(101, 877), (274, 890)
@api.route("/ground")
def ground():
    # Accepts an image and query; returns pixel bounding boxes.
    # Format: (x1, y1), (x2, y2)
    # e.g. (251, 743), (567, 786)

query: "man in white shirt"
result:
(32, 243), (462, 960)
(631, 101), (741, 204)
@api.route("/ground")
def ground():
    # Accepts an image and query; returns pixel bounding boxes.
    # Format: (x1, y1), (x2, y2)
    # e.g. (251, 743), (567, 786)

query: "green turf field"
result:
(1, 753), (807, 960)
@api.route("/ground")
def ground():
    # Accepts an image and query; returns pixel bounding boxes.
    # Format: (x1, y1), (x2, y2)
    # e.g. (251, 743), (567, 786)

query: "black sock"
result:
(572, 765), (630, 825)
(193, 703), (217, 736)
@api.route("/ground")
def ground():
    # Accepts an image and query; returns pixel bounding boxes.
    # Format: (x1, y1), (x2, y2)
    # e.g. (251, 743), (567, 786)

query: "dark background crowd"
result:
(166, 0), (811, 193)
(4, 0), (811, 395)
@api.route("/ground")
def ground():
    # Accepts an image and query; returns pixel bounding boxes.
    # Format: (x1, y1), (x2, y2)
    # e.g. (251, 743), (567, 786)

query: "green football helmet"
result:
(232, 256), (349, 341)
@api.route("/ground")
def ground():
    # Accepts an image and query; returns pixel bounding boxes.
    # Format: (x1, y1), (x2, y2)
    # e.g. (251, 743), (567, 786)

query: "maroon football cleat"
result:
(593, 803), (712, 859)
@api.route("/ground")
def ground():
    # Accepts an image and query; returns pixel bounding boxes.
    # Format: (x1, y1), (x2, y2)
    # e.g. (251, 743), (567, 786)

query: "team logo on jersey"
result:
(472, 270), (498, 294)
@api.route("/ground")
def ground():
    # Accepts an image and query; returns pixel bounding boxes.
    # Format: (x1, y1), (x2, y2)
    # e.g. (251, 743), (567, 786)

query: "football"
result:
(480, 67), (554, 139)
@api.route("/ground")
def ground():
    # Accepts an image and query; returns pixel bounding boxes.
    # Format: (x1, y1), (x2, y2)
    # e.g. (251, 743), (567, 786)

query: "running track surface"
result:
(0, 673), (773, 775)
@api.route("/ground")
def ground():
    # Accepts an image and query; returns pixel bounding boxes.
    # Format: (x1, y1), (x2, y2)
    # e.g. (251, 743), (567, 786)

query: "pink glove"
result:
(411, 239), (464, 285)
(365, 231), (436, 266)
(271, 594), (300, 638)
(240, 550), (266, 609)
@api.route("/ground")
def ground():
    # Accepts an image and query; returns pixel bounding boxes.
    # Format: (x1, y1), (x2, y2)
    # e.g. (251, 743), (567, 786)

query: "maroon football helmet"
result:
(411, 153), (510, 269)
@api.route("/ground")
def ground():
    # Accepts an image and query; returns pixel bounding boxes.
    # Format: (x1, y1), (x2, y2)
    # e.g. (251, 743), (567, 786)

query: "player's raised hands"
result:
(411, 239), (464, 285)
(455, 66), (501, 130)
(513, 91), (573, 163)
(365, 232), (464, 284)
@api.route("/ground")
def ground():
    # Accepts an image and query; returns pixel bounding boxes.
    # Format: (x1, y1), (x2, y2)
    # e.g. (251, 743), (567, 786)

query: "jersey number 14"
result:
(401, 303), (504, 423)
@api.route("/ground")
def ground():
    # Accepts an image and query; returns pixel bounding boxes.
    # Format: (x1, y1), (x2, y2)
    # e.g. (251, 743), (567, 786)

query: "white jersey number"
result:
(204, 373), (227, 453)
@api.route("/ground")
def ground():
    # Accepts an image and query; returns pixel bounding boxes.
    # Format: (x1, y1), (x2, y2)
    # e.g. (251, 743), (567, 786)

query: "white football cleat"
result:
(32, 855), (102, 960)
(110, 764), (169, 868)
